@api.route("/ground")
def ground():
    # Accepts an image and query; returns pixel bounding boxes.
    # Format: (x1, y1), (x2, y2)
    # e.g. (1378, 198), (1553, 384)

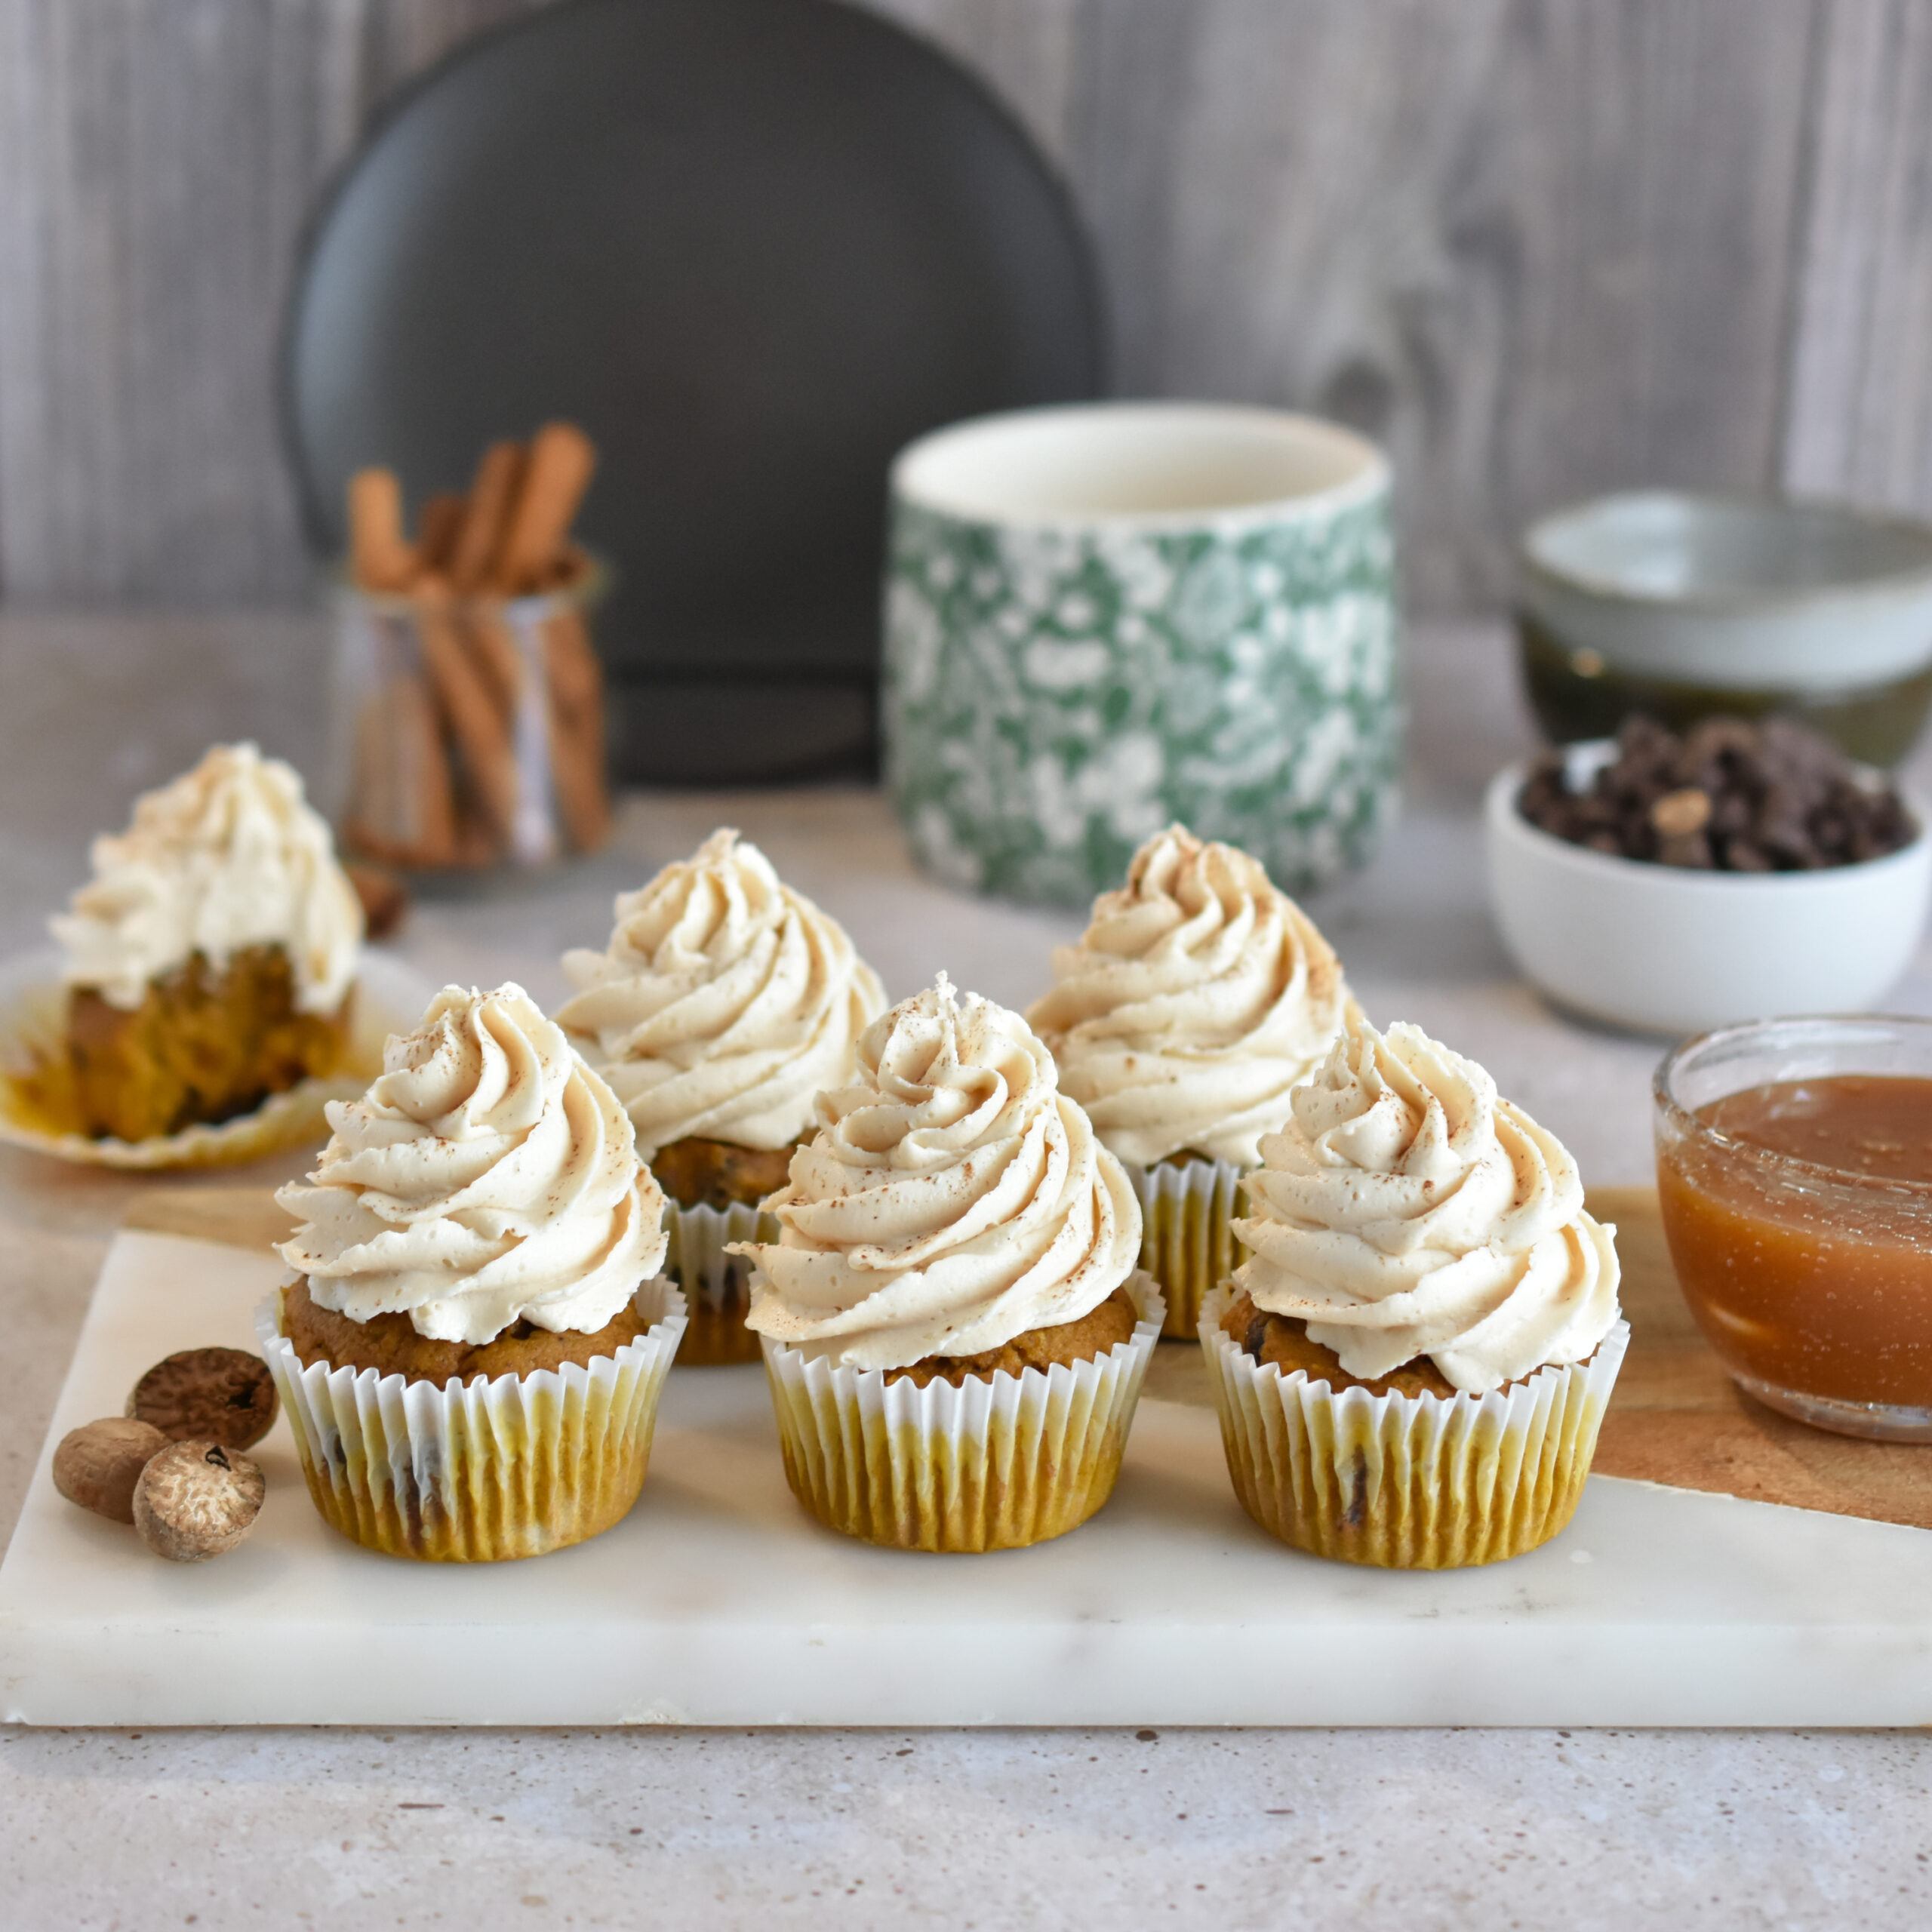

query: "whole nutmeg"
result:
(128, 1347), (278, 1450)
(131, 1438), (266, 1562)
(52, 1416), (169, 1523)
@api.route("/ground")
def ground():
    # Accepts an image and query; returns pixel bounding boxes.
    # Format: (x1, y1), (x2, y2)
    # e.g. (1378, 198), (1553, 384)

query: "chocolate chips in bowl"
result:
(1485, 715), (1931, 1035)
(1516, 715), (1915, 875)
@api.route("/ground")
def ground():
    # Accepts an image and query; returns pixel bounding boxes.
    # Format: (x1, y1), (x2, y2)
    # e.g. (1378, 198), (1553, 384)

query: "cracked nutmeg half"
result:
(131, 1438), (266, 1561)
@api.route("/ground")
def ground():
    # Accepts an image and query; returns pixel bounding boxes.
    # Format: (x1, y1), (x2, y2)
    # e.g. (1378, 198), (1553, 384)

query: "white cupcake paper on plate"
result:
(0, 947), (434, 1170)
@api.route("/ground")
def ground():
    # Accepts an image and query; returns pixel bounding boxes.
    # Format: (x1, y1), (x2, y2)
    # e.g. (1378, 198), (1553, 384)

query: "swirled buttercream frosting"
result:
(1026, 824), (1352, 1169)
(275, 983), (666, 1346)
(1232, 1017), (1620, 1394)
(555, 829), (888, 1159)
(52, 742), (361, 1013)
(738, 974), (1143, 1371)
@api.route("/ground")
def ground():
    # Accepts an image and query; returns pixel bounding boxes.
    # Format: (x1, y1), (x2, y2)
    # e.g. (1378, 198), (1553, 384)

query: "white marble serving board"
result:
(5, 1229), (1932, 1728)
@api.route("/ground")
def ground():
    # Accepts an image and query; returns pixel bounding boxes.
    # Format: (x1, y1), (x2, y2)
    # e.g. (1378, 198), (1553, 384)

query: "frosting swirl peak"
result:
(740, 974), (1142, 1371)
(1232, 1017), (1619, 1394)
(52, 742), (361, 1012)
(1026, 824), (1352, 1168)
(276, 983), (666, 1346)
(555, 829), (887, 1159)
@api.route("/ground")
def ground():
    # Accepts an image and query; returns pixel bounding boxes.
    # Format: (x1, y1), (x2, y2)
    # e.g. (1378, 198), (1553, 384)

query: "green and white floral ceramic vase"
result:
(883, 403), (1400, 906)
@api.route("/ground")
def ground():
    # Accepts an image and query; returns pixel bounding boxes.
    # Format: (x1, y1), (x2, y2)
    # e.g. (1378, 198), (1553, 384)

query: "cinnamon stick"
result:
(416, 492), (467, 577)
(462, 608), (525, 718)
(493, 423), (596, 592)
(348, 468), (417, 591)
(391, 669), (457, 863)
(543, 609), (610, 851)
(411, 577), (520, 842)
(449, 441), (527, 595)
(347, 672), (454, 866)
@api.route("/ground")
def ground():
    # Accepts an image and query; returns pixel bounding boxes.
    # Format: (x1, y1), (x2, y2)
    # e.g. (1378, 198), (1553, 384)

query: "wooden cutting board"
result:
(127, 1182), (1932, 1534)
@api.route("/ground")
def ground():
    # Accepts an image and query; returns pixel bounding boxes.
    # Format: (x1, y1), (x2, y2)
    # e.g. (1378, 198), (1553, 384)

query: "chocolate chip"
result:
(1515, 715), (1912, 873)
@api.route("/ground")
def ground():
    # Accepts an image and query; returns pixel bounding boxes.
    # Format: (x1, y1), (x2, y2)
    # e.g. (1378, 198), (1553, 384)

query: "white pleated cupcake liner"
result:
(661, 1198), (777, 1364)
(1198, 1282), (1629, 1568)
(760, 1272), (1166, 1552)
(257, 1275), (687, 1561)
(1125, 1156), (1249, 1340)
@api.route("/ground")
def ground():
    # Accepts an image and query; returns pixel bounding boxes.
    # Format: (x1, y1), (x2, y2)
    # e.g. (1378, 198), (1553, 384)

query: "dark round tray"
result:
(280, 0), (1105, 780)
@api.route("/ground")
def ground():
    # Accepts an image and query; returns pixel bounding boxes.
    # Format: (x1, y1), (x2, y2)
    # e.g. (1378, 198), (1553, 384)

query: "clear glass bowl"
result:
(328, 553), (611, 877)
(1654, 1014), (1932, 1441)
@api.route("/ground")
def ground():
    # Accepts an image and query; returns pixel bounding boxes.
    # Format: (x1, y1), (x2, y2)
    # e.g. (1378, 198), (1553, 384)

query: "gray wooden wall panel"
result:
(1783, 0), (1932, 514)
(2, 0), (1931, 615)
(1067, 0), (1820, 611)
(0, 0), (368, 603)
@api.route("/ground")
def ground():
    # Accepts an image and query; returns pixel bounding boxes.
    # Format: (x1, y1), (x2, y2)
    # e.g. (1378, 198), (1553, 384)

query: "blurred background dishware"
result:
(1517, 492), (1932, 767)
(1654, 1014), (1932, 1441)
(1485, 744), (1932, 1036)
(884, 401), (1398, 906)
(279, 0), (1103, 784)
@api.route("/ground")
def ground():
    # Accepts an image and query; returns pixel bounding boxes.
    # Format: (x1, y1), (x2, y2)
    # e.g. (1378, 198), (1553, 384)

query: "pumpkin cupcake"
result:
(32, 743), (364, 1143)
(555, 829), (886, 1363)
(738, 974), (1162, 1552)
(261, 982), (684, 1561)
(1027, 823), (1352, 1339)
(1204, 1014), (1626, 1568)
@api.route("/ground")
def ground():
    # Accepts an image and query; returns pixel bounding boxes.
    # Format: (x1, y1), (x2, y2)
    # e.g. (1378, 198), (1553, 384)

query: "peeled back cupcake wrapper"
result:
(0, 946), (426, 1171)
(257, 1278), (687, 1563)
(1128, 1156), (1249, 1340)
(1198, 1283), (1629, 1569)
(761, 1272), (1165, 1552)
(663, 1198), (777, 1366)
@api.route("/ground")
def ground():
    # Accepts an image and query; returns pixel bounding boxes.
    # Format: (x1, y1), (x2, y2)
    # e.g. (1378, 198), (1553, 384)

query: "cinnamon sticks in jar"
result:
(339, 423), (611, 870)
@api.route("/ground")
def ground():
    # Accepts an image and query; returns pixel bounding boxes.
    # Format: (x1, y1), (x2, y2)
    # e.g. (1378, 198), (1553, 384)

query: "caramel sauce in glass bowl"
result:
(1654, 1016), (1932, 1440)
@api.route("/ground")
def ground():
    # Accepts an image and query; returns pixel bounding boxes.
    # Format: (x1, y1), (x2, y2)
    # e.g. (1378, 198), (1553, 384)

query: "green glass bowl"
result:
(1518, 491), (1932, 767)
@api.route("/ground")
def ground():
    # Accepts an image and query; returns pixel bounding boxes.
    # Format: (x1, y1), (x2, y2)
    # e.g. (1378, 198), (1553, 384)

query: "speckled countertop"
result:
(2, 614), (1929, 1930)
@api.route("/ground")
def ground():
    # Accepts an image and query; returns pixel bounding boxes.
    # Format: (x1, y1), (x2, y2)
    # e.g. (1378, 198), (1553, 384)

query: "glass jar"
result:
(1654, 1014), (1932, 1441)
(329, 555), (610, 875)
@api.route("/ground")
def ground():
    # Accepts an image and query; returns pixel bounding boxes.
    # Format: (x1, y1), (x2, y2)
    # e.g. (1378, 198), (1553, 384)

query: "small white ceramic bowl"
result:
(1484, 749), (1932, 1035)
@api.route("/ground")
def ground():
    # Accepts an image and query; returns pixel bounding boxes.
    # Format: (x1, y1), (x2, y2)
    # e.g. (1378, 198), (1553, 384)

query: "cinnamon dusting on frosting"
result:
(738, 974), (1141, 1371)
(1027, 824), (1352, 1169)
(276, 983), (665, 1346)
(1232, 1016), (1619, 1394)
(555, 829), (886, 1158)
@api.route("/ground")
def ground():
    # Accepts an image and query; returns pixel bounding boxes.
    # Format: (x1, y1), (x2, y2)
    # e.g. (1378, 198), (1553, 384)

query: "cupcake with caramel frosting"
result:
(260, 982), (685, 1561)
(737, 974), (1162, 1551)
(1201, 1014), (1626, 1568)
(1027, 823), (1352, 1337)
(555, 829), (886, 1362)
